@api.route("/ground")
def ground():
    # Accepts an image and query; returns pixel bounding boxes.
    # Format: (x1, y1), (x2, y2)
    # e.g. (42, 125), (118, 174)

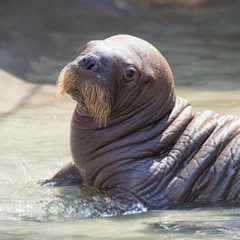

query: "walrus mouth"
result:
(56, 65), (111, 127)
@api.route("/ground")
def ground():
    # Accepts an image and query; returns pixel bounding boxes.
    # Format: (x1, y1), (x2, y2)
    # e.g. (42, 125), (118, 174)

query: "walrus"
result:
(44, 34), (240, 209)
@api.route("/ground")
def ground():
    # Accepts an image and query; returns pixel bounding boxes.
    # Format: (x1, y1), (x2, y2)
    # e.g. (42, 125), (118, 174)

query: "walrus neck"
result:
(70, 89), (179, 182)
(70, 95), (193, 190)
(72, 86), (176, 131)
(110, 92), (176, 128)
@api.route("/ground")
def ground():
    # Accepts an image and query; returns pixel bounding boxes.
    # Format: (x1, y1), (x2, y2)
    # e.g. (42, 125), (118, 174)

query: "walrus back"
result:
(168, 111), (240, 203)
(137, 99), (240, 207)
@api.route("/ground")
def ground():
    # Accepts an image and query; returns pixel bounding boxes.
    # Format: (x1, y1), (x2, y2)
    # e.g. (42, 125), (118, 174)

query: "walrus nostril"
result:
(79, 56), (96, 70)
(86, 63), (95, 70)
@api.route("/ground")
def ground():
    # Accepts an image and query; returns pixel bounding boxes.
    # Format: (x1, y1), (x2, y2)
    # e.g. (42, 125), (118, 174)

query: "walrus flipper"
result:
(41, 162), (83, 186)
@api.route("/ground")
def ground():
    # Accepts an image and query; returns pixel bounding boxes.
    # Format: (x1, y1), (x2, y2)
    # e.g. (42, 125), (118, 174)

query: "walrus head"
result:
(57, 35), (176, 128)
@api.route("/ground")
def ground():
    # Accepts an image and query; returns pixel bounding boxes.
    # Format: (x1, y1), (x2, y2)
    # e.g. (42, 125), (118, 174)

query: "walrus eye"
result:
(124, 67), (136, 81)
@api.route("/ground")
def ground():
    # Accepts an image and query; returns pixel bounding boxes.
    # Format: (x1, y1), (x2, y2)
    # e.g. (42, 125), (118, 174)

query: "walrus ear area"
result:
(139, 71), (154, 85)
(142, 75), (154, 85)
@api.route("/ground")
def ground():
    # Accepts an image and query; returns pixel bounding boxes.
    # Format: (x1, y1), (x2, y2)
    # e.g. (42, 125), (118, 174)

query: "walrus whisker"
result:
(56, 65), (78, 100)
(57, 64), (111, 127)
(79, 80), (111, 127)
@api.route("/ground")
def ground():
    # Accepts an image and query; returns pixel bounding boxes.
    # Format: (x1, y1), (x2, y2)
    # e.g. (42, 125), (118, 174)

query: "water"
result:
(1, 208), (240, 240)
(0, 0), (240, 239)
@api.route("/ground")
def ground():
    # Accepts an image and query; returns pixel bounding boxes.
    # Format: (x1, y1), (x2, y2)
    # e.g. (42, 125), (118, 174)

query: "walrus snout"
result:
(78, 55), (98, 71)
(56, 61), (112, 127)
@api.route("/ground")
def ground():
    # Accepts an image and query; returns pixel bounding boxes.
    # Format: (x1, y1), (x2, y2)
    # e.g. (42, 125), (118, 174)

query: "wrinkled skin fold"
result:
(45, 34), (240, 209)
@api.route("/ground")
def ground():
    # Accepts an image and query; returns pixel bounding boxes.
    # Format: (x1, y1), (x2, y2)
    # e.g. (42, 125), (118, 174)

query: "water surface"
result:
(0, 1), (240, 239)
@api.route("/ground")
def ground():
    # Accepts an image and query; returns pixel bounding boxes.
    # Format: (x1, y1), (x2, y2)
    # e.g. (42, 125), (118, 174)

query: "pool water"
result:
(0, 1), (240, 239)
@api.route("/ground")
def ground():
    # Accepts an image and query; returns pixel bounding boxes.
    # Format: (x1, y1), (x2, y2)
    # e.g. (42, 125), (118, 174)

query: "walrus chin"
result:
(56, 64), (111, 127)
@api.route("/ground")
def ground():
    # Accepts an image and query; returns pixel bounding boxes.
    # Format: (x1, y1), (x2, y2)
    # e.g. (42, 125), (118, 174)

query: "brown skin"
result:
(44, 35), (240, 208)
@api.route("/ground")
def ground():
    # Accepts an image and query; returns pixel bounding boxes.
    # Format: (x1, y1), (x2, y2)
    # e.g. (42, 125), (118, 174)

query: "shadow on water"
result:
(0, 85), (39, 120)
(0, 0), (240, 90)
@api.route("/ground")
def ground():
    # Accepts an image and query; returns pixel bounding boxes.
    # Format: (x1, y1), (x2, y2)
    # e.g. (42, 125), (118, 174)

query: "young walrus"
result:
(45, 35), (240, 209)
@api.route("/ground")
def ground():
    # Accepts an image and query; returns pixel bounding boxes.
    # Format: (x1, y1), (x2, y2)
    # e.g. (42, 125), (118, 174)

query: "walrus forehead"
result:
(82, 35), (162, 75)
(81, 41), (143, 75)
(104, 35), (159, 60)
(102, 36), (162, 77)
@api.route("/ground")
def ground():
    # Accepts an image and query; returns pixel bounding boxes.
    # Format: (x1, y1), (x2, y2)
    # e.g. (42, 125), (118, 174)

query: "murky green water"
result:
(0, 1), (240, 239)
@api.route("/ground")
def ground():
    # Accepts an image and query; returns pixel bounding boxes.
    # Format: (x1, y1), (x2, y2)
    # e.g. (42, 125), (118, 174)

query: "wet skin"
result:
(44, 35), (240, 208)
